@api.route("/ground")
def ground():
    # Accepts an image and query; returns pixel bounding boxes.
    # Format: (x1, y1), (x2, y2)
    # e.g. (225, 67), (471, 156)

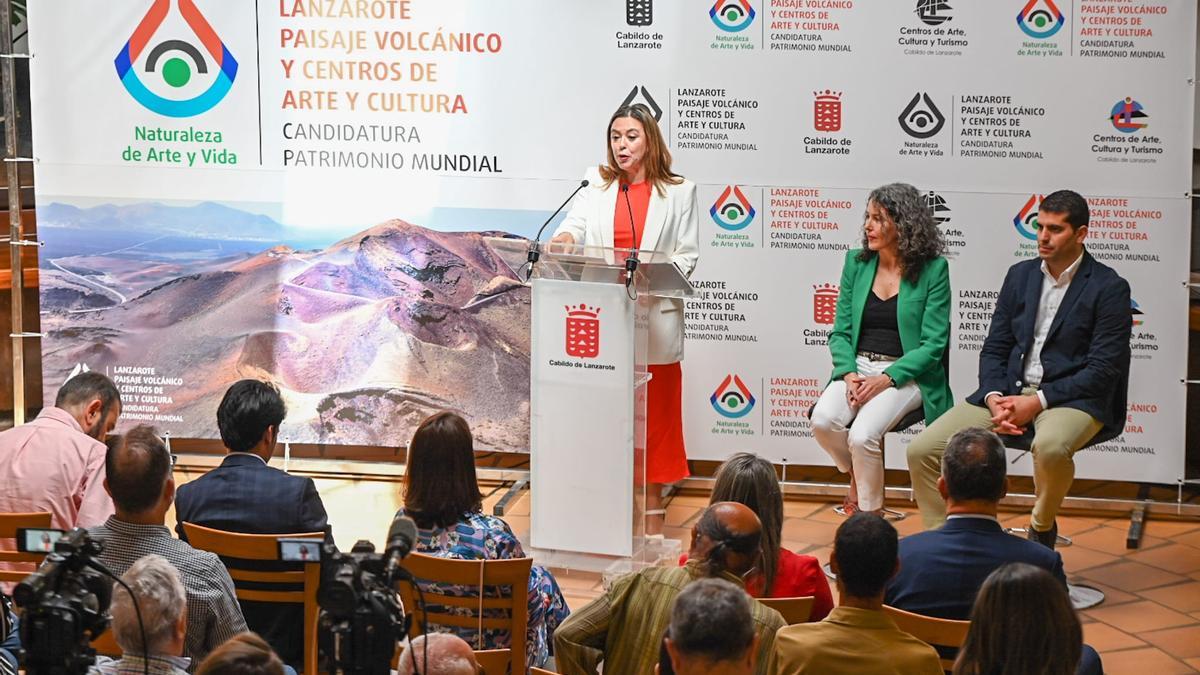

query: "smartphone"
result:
(16, 528), (65, 553)
(277, 538), (321, 562)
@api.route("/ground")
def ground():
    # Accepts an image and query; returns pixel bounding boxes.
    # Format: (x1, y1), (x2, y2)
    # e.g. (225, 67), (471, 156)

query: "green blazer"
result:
(827, 249), (953, 424)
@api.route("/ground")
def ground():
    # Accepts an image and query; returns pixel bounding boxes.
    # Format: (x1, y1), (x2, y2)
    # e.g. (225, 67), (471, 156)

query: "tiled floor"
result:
(169, 469), (1200, 674)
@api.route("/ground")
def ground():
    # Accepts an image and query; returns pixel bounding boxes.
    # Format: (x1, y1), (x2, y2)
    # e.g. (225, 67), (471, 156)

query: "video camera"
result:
(12, 528), (114, 675)
(285, 515), (417, 675)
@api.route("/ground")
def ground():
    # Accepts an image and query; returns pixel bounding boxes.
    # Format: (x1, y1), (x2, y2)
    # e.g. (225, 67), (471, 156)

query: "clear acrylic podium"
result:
(487, 237), (694, 569)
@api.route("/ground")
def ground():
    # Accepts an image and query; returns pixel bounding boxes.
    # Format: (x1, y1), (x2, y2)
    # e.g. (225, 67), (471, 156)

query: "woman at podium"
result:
(549, 103), (699, 534)
(809, 183), (952, 515)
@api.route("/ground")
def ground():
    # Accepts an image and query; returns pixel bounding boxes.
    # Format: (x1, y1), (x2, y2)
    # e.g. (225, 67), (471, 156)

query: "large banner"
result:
(28, 1), (1195, 483)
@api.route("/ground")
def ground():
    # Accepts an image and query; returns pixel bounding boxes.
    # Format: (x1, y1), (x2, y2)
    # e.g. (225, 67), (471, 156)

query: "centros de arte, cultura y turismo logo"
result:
(710, 186), (757, 231)
(711, 374), (756, 418)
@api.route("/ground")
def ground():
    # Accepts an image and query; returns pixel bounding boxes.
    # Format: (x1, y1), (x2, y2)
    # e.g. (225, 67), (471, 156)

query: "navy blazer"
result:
(884, 517), (1066, 620)
(175, 453), (332, 667)
(965, 251), (1131, 445)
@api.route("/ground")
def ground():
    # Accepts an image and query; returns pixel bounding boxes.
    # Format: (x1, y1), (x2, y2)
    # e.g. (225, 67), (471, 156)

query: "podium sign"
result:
(531, 278), (640, 556)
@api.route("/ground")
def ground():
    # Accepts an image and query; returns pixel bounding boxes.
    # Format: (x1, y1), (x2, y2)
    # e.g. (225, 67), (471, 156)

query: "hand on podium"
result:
(548, 232), (575, 253)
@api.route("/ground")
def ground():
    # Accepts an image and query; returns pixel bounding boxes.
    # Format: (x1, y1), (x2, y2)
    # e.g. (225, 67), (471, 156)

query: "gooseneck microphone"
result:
(622, 184), (640, 288)
(526, 179), (590, 279)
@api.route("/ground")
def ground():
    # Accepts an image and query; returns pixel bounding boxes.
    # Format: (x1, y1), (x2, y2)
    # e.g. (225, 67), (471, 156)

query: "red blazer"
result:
(679, 548), (833, 621)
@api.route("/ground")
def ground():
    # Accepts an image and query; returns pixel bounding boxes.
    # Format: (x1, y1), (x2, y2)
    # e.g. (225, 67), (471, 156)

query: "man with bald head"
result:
(554, 502), (785, 675)
(89, 425), (247, 668)
(396, 634), (479, 675)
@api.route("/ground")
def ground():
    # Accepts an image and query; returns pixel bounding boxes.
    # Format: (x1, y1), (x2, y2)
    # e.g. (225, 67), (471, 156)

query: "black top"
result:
(857, 291), (903, 357)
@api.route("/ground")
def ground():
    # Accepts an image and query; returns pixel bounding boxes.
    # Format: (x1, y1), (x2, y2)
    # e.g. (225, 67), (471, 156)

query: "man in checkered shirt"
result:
(89, 425), (247, 670)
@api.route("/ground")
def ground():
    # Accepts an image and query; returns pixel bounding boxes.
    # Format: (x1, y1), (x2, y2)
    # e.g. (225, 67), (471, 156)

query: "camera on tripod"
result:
(280, 514), (418, 675)
(12, 528), (113, 675)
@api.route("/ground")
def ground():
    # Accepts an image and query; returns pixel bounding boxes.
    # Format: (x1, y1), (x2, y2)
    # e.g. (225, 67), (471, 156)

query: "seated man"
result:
(175, 380), (332, 667)
(661, 578), (758, 675)
(769, 513), (941, 675)
(0, 598), (15, 675)
(907, 189), (1131, 546)
(98, 554), (191, 675)
(0, 371), (121, 530)
(396, 634), (479, 675)
(554, 502), (785, 675)
(89, 425), (248, 667)
(887, 427), (1065, 619)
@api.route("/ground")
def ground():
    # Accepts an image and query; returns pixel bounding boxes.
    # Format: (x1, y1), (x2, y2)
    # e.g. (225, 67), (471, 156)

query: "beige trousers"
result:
(906, 396), (1103, 531)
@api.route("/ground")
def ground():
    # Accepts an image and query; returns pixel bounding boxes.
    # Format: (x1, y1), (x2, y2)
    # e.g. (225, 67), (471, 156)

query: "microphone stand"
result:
(526, 179), (589, 281)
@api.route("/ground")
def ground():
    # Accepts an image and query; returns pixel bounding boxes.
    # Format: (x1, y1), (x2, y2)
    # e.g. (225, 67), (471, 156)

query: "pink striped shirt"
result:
(0, 407), (114, 530)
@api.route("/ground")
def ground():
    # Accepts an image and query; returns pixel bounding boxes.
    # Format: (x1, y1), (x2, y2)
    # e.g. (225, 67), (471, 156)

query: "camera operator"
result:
(0, 595), (17, 675)
(97, 555), (190, 675)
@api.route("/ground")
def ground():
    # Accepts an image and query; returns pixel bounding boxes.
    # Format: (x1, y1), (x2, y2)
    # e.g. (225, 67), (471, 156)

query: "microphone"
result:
(526, 179), (590, 277)
(622, 184), (640, 287)
(382, 513), (418, 582)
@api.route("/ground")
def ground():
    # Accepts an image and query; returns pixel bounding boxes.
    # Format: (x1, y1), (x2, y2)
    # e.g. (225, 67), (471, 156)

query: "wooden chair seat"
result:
(180, 522), (324, 675)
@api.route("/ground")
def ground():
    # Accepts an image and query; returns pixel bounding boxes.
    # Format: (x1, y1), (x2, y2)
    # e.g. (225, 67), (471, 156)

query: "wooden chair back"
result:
(884, 605), (970, 671)
(473, 648), (512, 674)
(0, 512), (53, 583)
(180, 522), (324, 675)
(758, 596), (816, 624)
(396, 552), (533, 674)
(531, 668), (558, 675)
(91, 629), (122, 658)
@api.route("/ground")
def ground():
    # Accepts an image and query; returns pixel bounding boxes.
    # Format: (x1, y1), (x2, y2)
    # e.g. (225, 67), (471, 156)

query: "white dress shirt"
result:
(987, 251), (1084, 410)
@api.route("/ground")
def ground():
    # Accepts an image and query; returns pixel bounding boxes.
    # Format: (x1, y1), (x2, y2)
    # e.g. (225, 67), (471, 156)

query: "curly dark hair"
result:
(856, 183), (946, 283)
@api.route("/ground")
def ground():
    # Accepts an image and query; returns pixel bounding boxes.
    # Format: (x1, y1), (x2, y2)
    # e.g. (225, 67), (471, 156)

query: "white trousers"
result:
(811, 355), (923, 511)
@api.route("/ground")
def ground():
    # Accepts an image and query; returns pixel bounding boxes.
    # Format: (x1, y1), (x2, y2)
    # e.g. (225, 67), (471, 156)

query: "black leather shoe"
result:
(1027, 520), (1058, 550)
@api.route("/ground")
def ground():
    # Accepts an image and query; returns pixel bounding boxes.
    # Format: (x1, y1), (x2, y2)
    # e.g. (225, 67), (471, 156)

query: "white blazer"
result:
(553, 166), (700, 364)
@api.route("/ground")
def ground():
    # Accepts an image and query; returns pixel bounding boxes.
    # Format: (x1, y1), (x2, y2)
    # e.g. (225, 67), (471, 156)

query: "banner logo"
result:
(710, 0), (756, 32)
(621, 85), (663, 121)
(1016, 0), (1064, 39)
(1013, 194), (1043, 240)
(115, 0), (239, 117)
(1131, 299), (1144, 327)
(626, 0), (653, 26)
(1110, 97), (1148, 133)
(711, 374), (756, 418)
(898, 93), (945, 139)
(926, 191), (951, 225)
(813, 90), (843, 132)
(915, 0), (953, 26)
(565, 303), (601, 359)
(813, 283), (839, 325)
(710, 186), (757, 231)
(66, 362), (93, 382)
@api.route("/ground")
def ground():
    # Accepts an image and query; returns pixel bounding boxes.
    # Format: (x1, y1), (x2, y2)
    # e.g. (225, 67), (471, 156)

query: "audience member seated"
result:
(555, 502), (785, 675)
(769, 513), (940, 675)
(953, 563), (1102, 675)
(394, 412), (568, 669)
(97, 554), (191, 675)
(0, 372), (121, 530)
(175, 379), (332, 667)
(396, 634), (480, 675)
(661, 578), (759, 675)
(680, 453), (832, 620)
(195, 633), (285, 675)
(886, 428), (1065, 620)
(89, 425), (248, 668)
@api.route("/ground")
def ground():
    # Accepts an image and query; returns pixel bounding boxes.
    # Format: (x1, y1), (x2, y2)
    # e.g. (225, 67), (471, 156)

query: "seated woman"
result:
(810, 182), (952, 515)
(395, 412), (569, 669)
(954, 562), (1102, 675)
(680, 453), (833, 621)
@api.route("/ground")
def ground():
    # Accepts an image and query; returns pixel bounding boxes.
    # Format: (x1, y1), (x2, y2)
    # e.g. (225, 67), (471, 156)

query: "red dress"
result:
(679, 548), (834, 621)
(614, 181), (689, 485)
